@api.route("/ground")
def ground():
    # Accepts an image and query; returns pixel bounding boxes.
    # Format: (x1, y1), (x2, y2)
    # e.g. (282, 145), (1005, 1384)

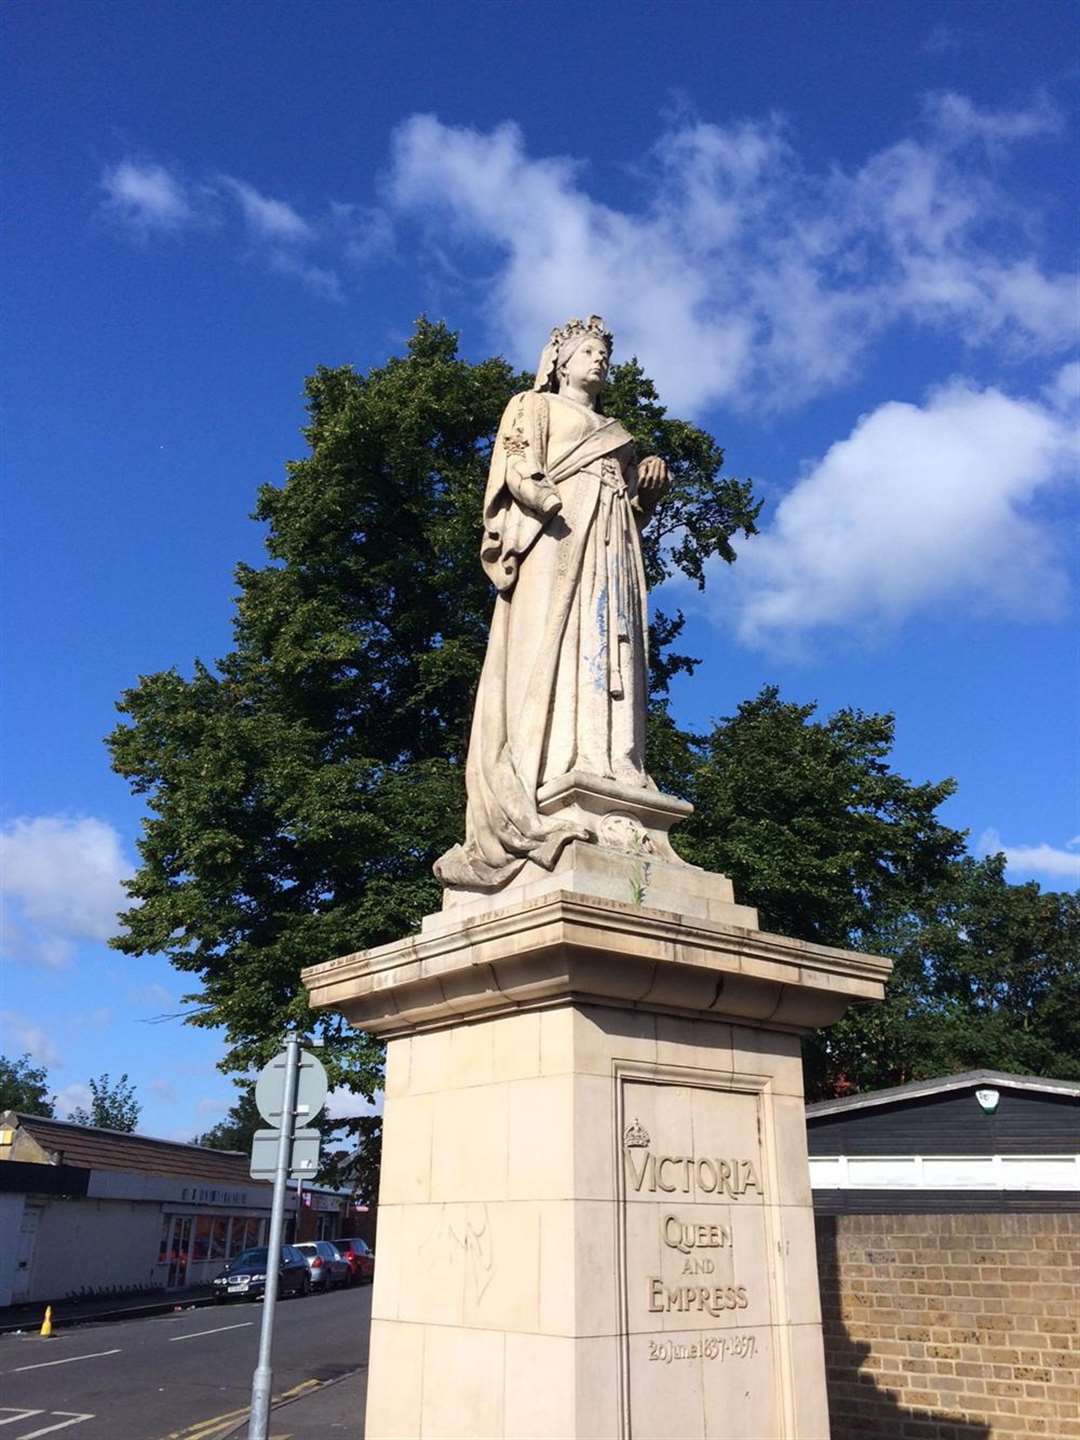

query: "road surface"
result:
(0, 1283), (371, 1439)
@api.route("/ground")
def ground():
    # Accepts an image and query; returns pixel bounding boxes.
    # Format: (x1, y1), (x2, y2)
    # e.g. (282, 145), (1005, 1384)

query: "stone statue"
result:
(435, 316), (675, 891)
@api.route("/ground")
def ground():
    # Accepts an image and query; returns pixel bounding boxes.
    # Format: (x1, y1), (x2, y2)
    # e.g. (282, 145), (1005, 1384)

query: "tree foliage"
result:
(673, 689), (1078, 1098)
(68, 1072), (140, 1132)
(676, 687), (965, 949)
(107, 319), (759, 1101)
(0, 1054), (55, 1117)
(821, 855), (1080, 1096)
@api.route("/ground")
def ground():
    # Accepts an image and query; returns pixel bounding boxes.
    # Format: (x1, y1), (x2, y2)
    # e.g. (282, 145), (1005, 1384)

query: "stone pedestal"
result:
(302, 847), (891, 1439)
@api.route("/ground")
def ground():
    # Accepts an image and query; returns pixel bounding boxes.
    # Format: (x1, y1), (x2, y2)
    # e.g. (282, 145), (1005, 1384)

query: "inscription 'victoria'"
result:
(623, 1119), (763, 1200)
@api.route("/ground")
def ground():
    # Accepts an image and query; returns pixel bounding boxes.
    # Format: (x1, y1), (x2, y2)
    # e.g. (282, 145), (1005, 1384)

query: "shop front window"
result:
(192, 1215), (213, 1263)
(211, 1216), (229, 1260)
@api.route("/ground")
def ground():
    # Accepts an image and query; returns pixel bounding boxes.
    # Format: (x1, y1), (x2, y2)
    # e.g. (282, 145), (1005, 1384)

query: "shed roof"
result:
(4, 1111), (261, 1185)
(806, 1070), (1080, 1120)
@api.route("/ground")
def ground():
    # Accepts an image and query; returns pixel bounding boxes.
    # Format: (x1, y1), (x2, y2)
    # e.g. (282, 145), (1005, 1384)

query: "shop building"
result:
(0, 1111), (357, 1308)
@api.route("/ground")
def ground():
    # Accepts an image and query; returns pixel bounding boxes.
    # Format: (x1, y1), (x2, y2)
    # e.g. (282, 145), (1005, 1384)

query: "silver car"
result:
(294, 1239), (350, 1290)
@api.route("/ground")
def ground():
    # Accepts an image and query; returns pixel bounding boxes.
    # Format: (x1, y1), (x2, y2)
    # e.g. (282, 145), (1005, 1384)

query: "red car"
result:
(334, 1236), (375, 1284)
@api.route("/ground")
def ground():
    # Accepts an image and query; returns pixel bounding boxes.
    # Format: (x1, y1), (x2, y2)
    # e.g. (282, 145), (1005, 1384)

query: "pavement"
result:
(221, 1364), (368, 1438)
(0, 1283), (214, 1334)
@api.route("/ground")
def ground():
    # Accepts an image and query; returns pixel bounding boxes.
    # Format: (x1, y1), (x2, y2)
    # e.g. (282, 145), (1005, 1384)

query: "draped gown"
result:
(435, 389), (654, 890)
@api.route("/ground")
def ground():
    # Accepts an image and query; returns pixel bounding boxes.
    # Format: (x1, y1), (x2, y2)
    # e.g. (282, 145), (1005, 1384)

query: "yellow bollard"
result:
(39, 1305), (53, 1338)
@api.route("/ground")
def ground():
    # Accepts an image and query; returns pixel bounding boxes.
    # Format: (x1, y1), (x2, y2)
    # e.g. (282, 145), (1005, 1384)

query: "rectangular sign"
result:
(617, 1068), (786, 1439)
(249, 1126), (322, 1180)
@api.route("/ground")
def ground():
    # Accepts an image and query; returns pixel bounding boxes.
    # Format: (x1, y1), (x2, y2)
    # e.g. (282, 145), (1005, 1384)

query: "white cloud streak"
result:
(720, 367), (1078, 648)
(219, 176), (312, 242)
(101, 159), (196, 233)
(924, 91), (1064, 147)
(1, 815), (131, 968)
(100, 162), (344, 299)
(386, 97), (1073, 413)
(979, 830), (1080, 885)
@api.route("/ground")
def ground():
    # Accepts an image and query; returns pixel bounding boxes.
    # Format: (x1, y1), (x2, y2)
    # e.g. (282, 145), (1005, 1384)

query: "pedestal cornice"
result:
(302, 888), (892, 1038)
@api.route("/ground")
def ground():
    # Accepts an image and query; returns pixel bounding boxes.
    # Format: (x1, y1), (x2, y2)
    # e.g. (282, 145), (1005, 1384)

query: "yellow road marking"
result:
(159, 1377), (323, 1439)
(162, 1406), (248, 1439)
(278, 1379), (319, 1400)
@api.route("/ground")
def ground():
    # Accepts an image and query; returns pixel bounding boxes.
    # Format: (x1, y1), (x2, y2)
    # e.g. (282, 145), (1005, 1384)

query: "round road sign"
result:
(255, 1047), (328, 1127)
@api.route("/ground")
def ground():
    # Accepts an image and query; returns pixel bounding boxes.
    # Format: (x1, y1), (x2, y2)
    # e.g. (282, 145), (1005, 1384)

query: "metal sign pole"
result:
(247, 1034), (299, 1440)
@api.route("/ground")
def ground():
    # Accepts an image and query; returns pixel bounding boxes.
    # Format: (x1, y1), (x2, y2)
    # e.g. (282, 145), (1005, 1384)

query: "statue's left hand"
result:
(637, 455), (670, 499)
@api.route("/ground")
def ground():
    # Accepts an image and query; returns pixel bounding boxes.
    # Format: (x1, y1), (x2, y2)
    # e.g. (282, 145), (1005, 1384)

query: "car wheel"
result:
(301, 1276), (311, 1297)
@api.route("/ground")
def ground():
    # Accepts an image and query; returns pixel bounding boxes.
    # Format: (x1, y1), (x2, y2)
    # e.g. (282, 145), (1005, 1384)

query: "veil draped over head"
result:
(533, 314), (613, 392)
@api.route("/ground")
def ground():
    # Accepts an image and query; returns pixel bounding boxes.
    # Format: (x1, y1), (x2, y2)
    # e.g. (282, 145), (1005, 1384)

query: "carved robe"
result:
(435, 389), (652, 889)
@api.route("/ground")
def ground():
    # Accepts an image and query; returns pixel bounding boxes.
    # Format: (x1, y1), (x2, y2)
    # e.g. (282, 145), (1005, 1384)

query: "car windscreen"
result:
(232, 1248), (269, 1267)
(296, 1244), (318, 1255)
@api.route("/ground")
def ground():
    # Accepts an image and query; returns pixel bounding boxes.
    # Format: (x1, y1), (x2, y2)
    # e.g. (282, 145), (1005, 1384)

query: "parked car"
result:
(295, 1240), (350, 1290)
(334, 1237), (375, 1285)
(212, 1245), (310, 1303)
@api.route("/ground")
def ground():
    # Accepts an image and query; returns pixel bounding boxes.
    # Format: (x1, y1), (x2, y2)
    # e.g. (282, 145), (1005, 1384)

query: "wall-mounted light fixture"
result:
(975, 1088), (1000, 1114)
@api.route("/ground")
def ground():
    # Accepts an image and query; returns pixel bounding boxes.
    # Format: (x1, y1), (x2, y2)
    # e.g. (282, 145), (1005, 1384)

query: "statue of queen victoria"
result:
(435, 316), (679, 891)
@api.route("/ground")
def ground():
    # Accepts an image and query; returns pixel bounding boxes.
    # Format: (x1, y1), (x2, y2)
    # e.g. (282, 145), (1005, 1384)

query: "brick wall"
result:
(816, 1211), (1080, 1440)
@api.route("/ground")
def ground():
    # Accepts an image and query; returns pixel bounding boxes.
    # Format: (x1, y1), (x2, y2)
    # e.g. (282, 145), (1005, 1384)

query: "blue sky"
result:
(3, 0), (1077, 1139)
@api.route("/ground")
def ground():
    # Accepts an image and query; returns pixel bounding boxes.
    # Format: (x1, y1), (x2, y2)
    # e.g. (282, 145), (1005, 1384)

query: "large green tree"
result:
(109, 320), (1074, 1117)
(0, 1054), (55, 1117)
(674, 689), (1078, 1097)
(108, 319), (759, 1103)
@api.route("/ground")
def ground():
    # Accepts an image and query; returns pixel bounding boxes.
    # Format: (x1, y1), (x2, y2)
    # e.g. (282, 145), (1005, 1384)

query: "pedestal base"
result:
(303, 886), (890, 1439)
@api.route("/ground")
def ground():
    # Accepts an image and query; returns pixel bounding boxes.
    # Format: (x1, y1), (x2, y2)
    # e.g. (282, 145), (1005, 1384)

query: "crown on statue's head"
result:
(550, 314), (613, 354)
(623, 1116), (651, 1149)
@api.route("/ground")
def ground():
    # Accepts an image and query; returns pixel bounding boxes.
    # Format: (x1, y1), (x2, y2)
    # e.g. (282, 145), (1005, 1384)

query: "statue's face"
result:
(560, 336), (610, 392)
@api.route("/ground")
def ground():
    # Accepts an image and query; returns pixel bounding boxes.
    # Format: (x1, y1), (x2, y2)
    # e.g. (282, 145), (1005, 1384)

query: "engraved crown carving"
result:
(623, 1116), (651, 1149)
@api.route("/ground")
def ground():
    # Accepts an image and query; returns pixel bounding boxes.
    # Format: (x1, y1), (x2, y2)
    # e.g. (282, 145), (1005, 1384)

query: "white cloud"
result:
(924, 91), (1064, 147)
(720, 371), (1078, 648)
(129, 982), (176, 1010)
(0, 815), (131, 968)
(263, 250), (342, 302)
(101, 159), (196, 233)
(99, 96), (1069, 384)
(0, 1011), (64, 1068)
(1044, 361), (1080, 412)
(151, 1079), (178, 1105)
(54, 1082), (93, 1119)
(99, 161), (344, 300)
(385, 99), (1073, 412)
(219, 176), (312, 242)
(979, 830), (1080, 885)
(325, 1087), (382, 1120)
